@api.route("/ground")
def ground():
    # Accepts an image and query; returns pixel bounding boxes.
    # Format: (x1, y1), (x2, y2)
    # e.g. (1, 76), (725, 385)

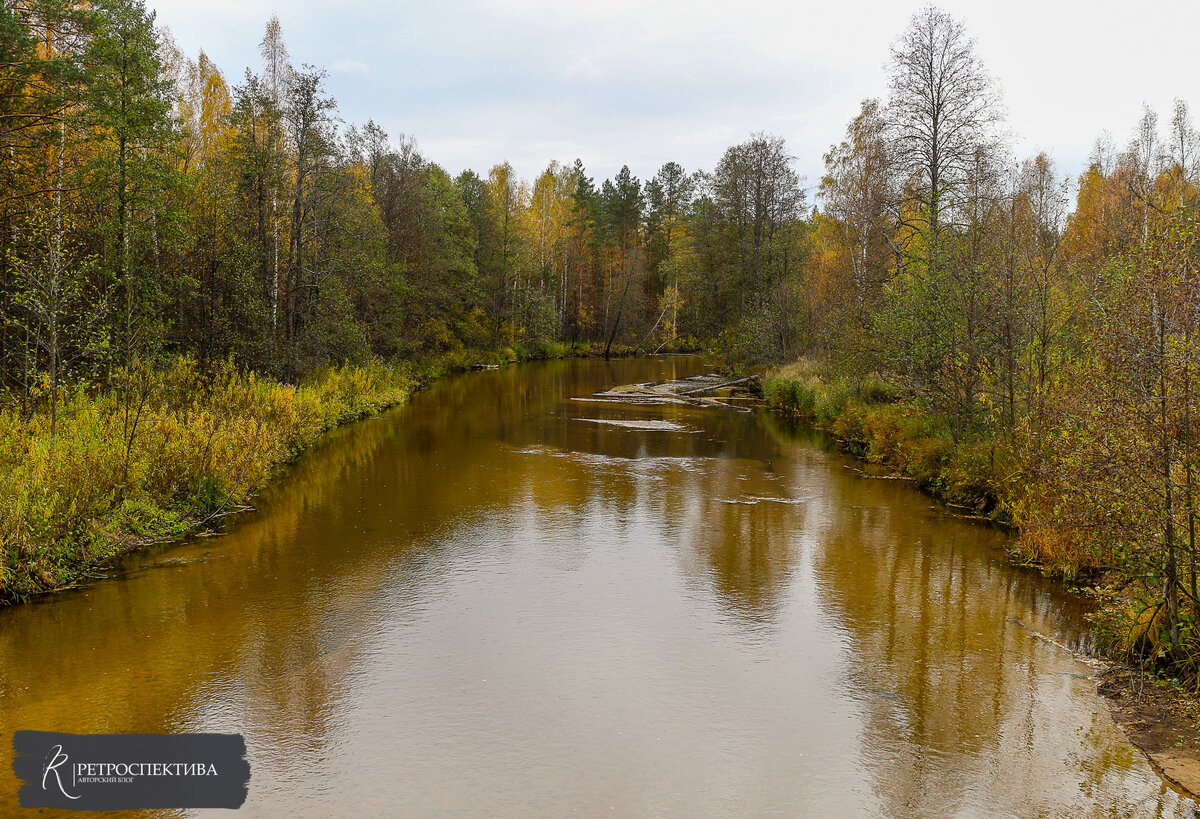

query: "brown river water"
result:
(1, 357), (1197, 817)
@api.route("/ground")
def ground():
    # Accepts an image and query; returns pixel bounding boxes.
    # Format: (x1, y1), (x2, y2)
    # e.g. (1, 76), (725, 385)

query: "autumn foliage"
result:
(799, 7), (1200, 680)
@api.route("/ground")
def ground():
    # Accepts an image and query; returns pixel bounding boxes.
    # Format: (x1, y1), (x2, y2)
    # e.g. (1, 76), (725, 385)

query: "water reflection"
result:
(0, 358), (1194, 817)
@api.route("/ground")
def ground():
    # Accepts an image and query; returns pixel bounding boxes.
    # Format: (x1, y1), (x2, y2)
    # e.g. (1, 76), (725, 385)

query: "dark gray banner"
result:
(13, 731), (249, 810)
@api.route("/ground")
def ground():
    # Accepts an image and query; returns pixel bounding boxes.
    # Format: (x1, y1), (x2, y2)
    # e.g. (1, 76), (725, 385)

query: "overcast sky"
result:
(147, 0), (1200, 199)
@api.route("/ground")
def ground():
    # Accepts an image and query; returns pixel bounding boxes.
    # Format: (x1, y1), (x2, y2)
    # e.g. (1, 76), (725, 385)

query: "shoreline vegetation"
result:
(0, 342), (652, 605)
(763, 359), (1200, 796)
(761, 359), (1170, 650)
(763, 360), (1005, 522)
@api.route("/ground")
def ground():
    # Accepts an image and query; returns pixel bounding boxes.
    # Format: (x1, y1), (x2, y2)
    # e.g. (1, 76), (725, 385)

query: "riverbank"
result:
(762, 360), (1007, 519)
(763, 359), (1200, 798)
(0, 357), (416, 604)
(0, 342), (638, 605)
(1099, 667), (1200, 798)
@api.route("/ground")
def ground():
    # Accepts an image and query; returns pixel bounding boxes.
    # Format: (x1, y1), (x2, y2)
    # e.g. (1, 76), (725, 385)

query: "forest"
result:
(0, 0), (818, 602)
(0, 0), (816, 395)
(2, 1), (1199, 682)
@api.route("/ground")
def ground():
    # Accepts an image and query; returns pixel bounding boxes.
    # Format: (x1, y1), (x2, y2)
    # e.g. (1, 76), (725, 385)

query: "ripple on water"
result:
(575, 417), (699, 431)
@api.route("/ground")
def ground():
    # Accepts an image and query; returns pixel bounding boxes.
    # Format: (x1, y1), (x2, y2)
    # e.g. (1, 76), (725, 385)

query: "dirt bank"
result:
(1099, 665), (1200, 799)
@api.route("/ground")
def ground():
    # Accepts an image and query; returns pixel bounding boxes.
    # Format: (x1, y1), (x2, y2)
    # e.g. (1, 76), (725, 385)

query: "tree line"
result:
(0, 0), (815, 416)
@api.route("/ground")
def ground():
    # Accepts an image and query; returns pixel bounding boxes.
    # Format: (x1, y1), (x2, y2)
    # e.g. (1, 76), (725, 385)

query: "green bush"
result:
(764, 375), (817, 418)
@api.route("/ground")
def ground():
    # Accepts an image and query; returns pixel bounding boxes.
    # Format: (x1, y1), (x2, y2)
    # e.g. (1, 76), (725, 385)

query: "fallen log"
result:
(680, 375), (760, 396)
(842, 463), (915, 481)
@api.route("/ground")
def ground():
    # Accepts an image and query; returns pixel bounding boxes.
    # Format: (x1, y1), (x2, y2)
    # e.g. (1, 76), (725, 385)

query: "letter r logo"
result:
(42, 745), (80, 800)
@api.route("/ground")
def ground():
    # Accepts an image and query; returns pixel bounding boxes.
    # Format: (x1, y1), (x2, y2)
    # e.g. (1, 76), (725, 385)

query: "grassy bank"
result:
(763, 360), (1010, 519)
(0, 357), (421, 604)
(0, 342), (617, 605)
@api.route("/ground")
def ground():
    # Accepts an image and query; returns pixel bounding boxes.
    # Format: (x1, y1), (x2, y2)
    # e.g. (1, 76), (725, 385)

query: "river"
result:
(1, 357), (1195, 816)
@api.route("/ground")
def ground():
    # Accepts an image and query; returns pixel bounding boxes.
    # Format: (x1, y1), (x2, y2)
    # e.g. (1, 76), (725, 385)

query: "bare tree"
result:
(1169, 99), (1199, 207)
(1129, 104), (1162, 246)
(881, 6), (1006, 430)
(887, 5), (1003, 241)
